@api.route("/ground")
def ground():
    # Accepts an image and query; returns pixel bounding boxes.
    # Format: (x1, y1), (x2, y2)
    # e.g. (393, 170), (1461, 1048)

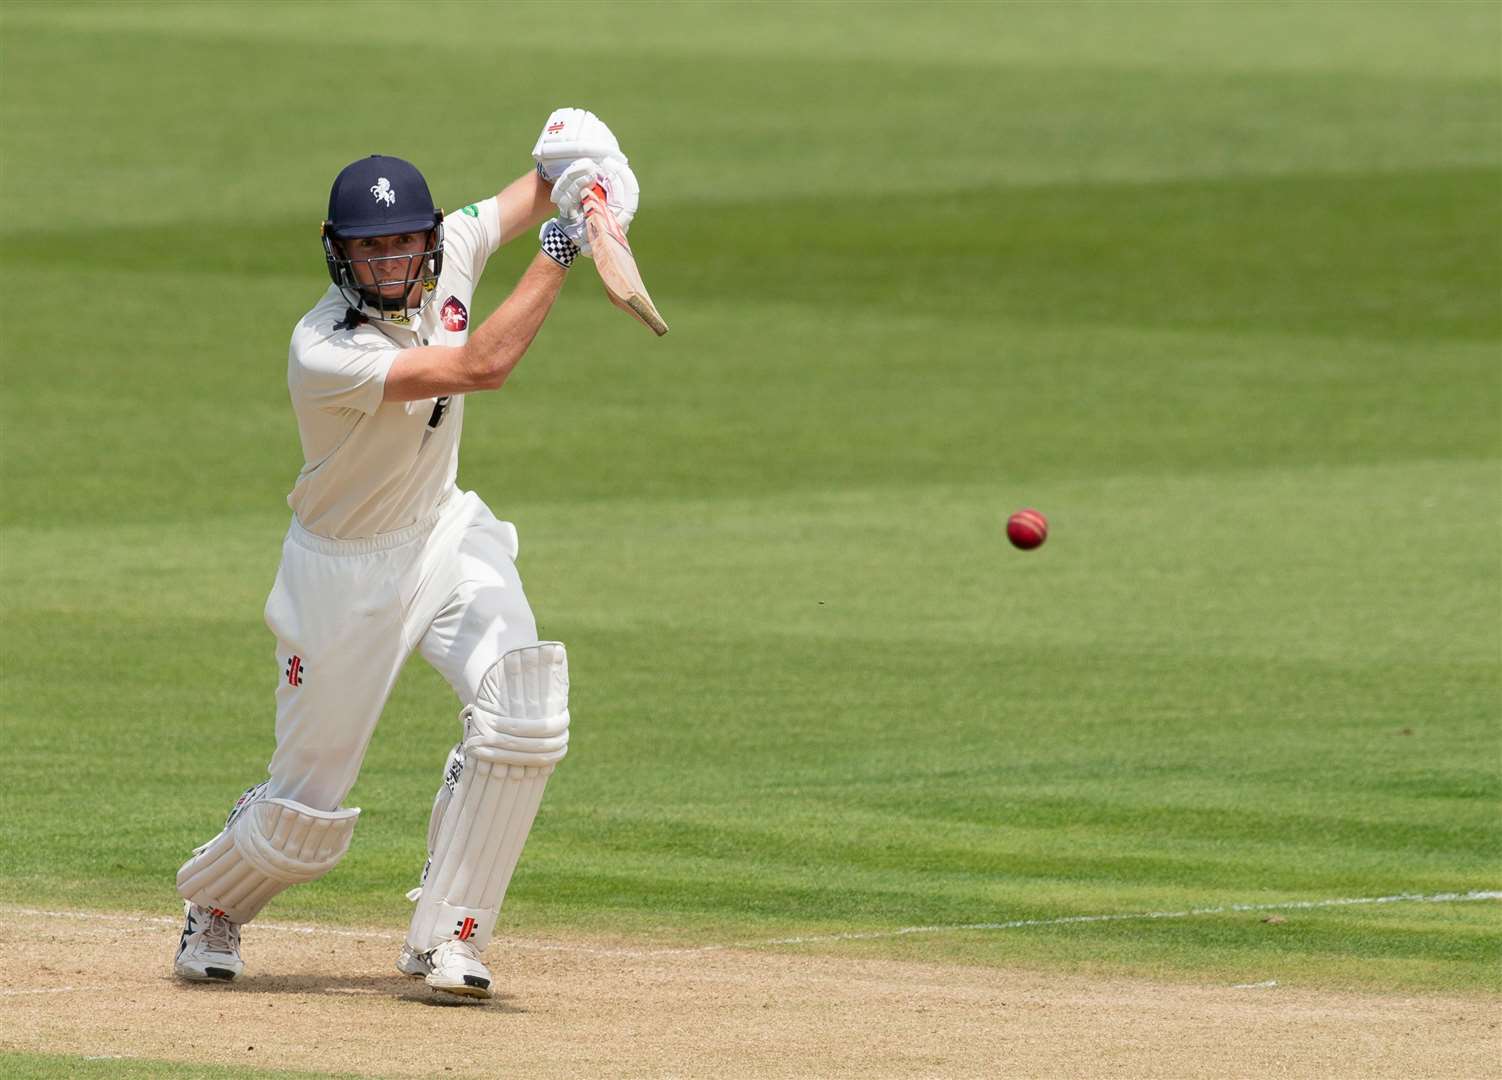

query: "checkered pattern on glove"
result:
(539, 219), (580, 268)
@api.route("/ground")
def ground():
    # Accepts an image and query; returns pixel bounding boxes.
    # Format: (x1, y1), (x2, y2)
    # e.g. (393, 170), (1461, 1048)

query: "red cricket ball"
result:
(1007, 508), (1048, 550)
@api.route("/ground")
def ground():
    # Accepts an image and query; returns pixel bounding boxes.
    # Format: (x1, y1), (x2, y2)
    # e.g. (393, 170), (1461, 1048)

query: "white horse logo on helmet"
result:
(370, 178), (396, 206)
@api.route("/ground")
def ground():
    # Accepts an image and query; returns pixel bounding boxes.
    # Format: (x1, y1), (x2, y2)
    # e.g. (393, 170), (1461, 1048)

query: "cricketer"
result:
(172, 109), (638, 999)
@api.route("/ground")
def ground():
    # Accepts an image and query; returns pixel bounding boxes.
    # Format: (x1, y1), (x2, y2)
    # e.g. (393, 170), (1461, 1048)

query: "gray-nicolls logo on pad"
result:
(370, 178), (396, 206)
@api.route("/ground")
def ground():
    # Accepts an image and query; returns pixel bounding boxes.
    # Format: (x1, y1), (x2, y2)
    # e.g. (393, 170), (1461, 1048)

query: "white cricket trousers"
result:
(262, 488), (538, 811)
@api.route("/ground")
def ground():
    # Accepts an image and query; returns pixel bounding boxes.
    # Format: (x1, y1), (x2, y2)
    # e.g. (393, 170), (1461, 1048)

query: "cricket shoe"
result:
(174, 901), (243, 982)
(395, 940), (492, 999)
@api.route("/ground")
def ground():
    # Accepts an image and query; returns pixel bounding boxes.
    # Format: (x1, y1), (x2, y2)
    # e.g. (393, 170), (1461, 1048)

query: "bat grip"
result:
(581, 182), (608, 219)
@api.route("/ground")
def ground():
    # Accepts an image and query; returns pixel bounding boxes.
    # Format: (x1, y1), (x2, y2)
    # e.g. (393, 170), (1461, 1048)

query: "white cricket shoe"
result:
(395, 942), (429, 977)
(174, 901), (243, 982)
(395, 940), (492, 999)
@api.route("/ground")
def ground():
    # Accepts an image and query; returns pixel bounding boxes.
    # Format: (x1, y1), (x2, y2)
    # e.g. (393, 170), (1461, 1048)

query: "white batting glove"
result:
(532, 107), (624, 183)
(548, 158), (599, 219)
(550, 155), (639, 257)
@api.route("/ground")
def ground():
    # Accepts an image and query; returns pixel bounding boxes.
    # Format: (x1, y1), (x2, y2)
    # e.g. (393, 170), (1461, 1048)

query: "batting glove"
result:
(539, 218), (581, 268)
(532, 107), (624, 183)
(550, 155), (639, 257)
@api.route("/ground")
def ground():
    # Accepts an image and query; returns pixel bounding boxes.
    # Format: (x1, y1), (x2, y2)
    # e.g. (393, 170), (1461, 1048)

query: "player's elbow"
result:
(459, 345), (510, 393)
(473, 357), (513, 392)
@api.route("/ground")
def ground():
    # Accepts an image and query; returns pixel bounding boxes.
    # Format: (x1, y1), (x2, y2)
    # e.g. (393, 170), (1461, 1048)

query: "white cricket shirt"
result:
(285, 197), (503, 538)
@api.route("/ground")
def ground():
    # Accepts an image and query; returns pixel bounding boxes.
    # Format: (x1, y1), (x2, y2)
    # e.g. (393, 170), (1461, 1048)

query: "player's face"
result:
(343, 232), (430, 305)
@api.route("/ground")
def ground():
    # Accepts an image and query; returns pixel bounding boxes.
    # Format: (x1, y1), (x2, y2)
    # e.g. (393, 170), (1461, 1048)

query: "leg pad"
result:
(406, 642), (568, 952)
(177, 791), (359, 924)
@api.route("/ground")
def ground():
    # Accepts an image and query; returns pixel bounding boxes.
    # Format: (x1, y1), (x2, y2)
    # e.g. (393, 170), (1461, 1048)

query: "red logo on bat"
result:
(585, 187), (631, 250)
(440, 296), (468, 332)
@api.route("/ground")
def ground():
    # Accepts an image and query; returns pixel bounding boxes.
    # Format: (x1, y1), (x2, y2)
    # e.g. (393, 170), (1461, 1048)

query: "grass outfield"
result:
(1, 0), (1498, 1003)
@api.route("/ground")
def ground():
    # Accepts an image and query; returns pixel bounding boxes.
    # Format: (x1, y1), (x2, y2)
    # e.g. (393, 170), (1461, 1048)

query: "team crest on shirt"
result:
(440, 295), (468, 332)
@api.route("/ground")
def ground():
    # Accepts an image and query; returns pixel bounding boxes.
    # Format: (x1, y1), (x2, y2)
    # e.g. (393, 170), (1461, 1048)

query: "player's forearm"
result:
(496, 170), (556, 247)
(461, 253), (567, 391)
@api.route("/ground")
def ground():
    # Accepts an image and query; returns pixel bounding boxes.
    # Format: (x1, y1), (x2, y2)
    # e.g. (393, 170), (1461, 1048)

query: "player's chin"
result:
(375, 283), (419, 307)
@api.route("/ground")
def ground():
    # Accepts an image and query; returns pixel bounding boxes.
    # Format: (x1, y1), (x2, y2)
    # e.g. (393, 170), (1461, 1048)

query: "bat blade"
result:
(582, 186), (668, 336)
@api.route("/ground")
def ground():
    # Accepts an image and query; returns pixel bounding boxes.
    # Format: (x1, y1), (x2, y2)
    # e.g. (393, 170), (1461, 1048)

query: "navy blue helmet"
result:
(321, 155), (444, 325)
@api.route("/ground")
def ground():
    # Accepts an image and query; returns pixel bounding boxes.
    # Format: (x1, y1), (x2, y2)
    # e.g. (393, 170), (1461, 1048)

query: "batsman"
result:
(172, 110), (638, 999)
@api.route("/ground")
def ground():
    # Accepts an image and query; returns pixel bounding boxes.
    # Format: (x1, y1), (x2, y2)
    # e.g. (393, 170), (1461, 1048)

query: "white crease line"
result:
(1231, 980), (1279, 989)
(753, 890), (1502, 946)
(0, 986), (79, 997)
(4, 889), (1498, 959)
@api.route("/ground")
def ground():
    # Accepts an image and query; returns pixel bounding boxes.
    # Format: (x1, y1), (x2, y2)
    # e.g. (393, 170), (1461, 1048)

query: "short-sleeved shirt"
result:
(285, 197), (503, 538)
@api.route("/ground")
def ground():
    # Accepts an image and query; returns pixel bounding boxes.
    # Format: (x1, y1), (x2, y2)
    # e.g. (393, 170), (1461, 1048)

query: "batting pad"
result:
(406, 642), (569, 953)
(176, 796), (360, 924)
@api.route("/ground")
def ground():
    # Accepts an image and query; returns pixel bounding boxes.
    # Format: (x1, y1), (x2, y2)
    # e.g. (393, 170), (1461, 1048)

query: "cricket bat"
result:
(582, 184), (668, 336)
